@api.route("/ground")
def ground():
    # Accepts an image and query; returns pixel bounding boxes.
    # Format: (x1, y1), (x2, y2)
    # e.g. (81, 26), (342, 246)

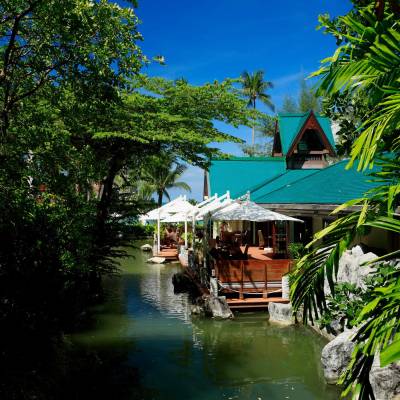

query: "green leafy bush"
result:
(128, 223), (155, 238)
(288, 242), (306, 260)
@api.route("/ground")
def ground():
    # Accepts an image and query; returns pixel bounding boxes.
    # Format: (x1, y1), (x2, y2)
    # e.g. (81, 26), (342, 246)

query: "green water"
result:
(71, 243), (340, 400)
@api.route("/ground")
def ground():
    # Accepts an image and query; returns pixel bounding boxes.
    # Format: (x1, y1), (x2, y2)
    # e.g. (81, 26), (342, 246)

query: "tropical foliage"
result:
(0, 0), (252, 341)
(240, 114), (276, 156)
(280, 79), (321, 114)
(241, 70), (274, 145)
(322, 91), (370, 156)
(290, 2), (400, 397)
(141, 153), (191, 206)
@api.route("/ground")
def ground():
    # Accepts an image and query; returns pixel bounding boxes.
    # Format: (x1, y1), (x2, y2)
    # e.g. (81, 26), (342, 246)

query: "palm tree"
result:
(241, 70), (274, 145)
(142, 154), (191, 206)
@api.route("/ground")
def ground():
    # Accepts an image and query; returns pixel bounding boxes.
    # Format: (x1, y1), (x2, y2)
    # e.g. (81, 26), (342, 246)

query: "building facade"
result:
(204, 111), (399, 255)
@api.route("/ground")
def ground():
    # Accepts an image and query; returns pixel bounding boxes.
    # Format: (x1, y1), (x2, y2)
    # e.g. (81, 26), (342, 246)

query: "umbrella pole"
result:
(184, 219), (188, 249)
(192, 215), (195, 248)
(157, 212), (161, 254)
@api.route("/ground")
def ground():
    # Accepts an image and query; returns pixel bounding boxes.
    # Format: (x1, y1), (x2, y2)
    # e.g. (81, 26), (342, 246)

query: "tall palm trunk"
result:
(252, 100), (256, 145)
(157, 190), (163, 207)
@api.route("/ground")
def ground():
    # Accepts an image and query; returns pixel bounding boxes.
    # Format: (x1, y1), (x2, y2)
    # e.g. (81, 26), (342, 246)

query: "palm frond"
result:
(241, 70), (274, 111)
(170, 181), (191, 192)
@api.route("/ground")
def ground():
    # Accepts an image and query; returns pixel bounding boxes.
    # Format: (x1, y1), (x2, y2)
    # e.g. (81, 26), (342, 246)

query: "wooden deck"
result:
(241, 246), (274, 261)
(214, 256), (292, 311)
(227, 297), (289, 310)
(154, 248), (179, 260)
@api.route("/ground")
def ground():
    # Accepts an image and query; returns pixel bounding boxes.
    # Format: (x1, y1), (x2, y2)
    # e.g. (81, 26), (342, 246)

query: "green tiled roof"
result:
(208, 157), (286, 198)
(278, 112), (336, 155)
(250, 169), (317, 202)
(255, 160), (379, 204)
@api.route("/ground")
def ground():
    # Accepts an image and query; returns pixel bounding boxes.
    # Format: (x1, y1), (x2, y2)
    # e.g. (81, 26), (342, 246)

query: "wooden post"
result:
(240, 261), (244, 300)
(192, 214), (195, 249)
(263, 262), (268, 298)
(157, 212), (161, 255)
(286, 221), (289, 258)
(184, 219), (188, 249)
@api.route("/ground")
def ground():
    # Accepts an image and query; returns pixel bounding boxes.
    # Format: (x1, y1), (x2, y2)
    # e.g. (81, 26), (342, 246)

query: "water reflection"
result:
(140, 263), (192, 323)
(70, 243), (339, 400)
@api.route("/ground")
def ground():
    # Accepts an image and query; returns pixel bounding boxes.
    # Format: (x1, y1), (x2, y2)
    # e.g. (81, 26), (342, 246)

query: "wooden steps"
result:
(154, 249), (178, 260)
(227, 297), (289, 310)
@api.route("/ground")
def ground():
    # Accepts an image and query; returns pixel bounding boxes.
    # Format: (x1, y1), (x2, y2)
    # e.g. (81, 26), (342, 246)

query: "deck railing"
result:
(214, 258), (292, 299)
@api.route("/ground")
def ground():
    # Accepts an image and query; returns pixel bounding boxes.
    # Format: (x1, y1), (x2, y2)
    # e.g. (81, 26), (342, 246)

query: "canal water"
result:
(71, 243), (340, 400)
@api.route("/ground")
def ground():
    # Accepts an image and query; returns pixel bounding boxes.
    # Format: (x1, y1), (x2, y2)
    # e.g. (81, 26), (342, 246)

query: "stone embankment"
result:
(268, 246), (400, 399)
(319, 246), (400, 400)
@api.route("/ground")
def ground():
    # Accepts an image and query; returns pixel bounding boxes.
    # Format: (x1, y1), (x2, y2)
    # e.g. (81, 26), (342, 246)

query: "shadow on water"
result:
(2, 242), (341, 400)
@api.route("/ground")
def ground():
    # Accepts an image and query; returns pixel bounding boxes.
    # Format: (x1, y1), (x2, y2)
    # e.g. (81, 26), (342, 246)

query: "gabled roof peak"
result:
(274, 110), (335, 156)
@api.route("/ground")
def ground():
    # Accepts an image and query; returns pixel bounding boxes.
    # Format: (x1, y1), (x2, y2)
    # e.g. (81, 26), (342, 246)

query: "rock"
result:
(173, 272), (195, 293)
(338, 249), (376, 290)
(203, 295), (233, 319)
(324, 246), (377, 295)
(370, 353), (400, 400)
(209, 277), (218, 296)
(351, 245), (364, 258)
(321, 329), (356, 384)
(190, 304), (204, 316)
(268, 302), (294, 325)
(282, 275), (290, 300)
(140, 244), (152, 251)
(309, 323), (336, 342)
(147, 256), (166, 264)
(329, 318), (344, 335)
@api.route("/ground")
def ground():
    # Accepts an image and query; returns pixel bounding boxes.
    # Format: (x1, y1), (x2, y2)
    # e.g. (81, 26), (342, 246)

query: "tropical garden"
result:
(291, 0), (400, 398)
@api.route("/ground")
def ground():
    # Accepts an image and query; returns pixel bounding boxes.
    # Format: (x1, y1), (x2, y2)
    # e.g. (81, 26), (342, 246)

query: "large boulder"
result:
(370, 354), (400, 400)
(321, 329), (356, 384)
(172, 272), (198, 295)
(324, 246), (377, 296)
(282, 275), (290, 300)
(203, 295), (233, 319)
(268, 302), (294, 325)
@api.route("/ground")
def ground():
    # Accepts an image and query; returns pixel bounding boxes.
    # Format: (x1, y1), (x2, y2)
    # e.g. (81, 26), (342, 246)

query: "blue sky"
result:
(122, 0), (352, 201)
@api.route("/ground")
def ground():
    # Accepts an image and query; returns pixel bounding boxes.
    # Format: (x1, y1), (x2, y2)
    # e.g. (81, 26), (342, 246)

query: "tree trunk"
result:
(94, 154), (121, 249)
(157, 190), (163, 207)
(252, 100), (256, 146)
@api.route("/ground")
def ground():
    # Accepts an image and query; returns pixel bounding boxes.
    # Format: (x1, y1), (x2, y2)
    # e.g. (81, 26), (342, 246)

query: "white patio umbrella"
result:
(161, 212), (192, 223)
(193, 192), (232, 221)
(140, 195), (186, 222)
(161, 207), (196, 249)
(154, 198), (196, 250)
(211, 200), (303, 222)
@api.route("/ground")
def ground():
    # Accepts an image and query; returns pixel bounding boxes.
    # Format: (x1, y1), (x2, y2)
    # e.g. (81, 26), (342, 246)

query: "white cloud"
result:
(273, 70), (307, 88)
